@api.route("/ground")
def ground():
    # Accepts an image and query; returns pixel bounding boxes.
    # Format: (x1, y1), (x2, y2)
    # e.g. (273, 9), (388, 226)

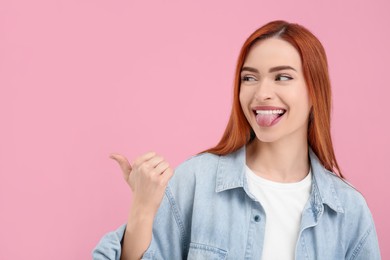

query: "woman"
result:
(93, 21), (381, 259)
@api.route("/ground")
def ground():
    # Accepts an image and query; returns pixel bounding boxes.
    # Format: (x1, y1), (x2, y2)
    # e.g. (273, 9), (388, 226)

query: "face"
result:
(239, 38), (312, 144)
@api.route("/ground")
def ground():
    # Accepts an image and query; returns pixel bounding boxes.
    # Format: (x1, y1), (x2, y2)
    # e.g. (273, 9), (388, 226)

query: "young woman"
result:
(93, 21), (381, 259)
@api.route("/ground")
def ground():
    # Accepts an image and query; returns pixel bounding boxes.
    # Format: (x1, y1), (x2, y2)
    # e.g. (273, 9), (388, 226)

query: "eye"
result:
(275, 74), (293, 81)
(241, 75), (257, 82)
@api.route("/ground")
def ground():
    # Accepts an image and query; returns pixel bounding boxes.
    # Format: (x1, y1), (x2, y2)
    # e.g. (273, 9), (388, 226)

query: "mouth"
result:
(252, 109), (286, 127)
(253, 109), (286, 117)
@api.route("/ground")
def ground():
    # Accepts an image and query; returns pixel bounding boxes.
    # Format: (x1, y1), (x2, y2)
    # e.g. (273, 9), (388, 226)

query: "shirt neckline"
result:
(245, 164), (312, 190)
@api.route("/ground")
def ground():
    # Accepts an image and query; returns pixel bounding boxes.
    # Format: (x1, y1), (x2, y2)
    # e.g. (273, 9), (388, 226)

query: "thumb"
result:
(109, 153), (132, 180)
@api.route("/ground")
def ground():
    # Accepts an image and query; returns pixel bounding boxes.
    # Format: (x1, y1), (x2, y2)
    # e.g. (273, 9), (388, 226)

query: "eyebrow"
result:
(241, 65), (297, 73)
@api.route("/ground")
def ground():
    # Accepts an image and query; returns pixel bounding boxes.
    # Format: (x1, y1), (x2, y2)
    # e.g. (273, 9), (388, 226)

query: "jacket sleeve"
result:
(92, 156), (198, 260)
(140, 185), (187, 259)
(349, 220), (381, 260)
(346, 196), (381, 260)
(92, 224), (126, 260)
(92, 185), (188, 260)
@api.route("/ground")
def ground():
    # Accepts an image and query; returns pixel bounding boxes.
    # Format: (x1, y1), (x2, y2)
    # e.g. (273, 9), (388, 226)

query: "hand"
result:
(109, 152), (174, 215)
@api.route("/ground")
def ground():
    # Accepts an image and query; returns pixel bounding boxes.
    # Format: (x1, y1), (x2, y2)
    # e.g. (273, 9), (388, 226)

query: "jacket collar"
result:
(215, 145), (344, 214)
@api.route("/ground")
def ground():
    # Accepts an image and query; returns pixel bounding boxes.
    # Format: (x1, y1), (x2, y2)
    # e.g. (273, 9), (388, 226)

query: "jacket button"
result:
(254, 215), (260, 222)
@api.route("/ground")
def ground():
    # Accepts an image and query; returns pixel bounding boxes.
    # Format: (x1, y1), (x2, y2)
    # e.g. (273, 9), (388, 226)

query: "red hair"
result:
(201, 20), (344, 178)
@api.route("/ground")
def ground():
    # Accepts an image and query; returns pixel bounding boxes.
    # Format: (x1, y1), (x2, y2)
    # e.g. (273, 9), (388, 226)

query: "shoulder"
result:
(158, 152), (223, 242)
(176, 152), (221, 172)
(322, 170), (376, 240)
(326, 170), (370, 214)
(325, 171), (380, 258)
(164, 152), (222, 206)
(170, 152), (221, 185)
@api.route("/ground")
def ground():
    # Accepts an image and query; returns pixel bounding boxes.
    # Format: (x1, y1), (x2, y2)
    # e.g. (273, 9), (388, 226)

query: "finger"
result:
(160, 167), (174, 185)
(132, 151), (157, 167)
(152, 161), (170, 175)
(110, 153), (132, 179)
(145, 155), (165, 169)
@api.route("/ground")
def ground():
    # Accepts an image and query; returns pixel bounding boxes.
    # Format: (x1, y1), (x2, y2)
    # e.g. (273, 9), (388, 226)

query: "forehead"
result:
(243, 38), (302, 71)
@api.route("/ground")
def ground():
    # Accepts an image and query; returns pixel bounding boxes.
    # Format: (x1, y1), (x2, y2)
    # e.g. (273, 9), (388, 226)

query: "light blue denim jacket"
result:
(93, 146), (381, 259)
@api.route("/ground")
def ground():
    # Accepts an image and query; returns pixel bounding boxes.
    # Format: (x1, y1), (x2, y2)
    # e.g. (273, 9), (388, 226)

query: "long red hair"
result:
(201, 20), (343, 178)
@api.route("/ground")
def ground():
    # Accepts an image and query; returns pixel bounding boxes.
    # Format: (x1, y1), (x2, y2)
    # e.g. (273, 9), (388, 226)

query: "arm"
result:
(92, 152), (174, 260)
(92, 184), (186, 260)
(120, 202), (158, 260)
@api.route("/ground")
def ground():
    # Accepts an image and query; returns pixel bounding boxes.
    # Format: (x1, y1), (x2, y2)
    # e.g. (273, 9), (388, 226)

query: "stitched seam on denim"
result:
(349, 225), (372, 260)
(165, 186), (186, 254)
(330, 182), (343, 212)
(189, 242), (227, 256)
(310, 178), (323, 220)
(299, 232), (310, 260)
(216, 155), (224, 192)
(184, 153), (203, 256)
(244, 201), (256, 259)
(327, 172), (345, 213)
(216, 155), (245, 192)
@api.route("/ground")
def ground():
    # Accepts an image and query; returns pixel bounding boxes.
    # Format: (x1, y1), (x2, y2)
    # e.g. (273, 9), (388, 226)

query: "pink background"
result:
(1, 0), (389, 259)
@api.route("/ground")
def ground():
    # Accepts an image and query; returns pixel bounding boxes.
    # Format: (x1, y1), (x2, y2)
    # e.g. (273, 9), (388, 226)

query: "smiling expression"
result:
(239, 38), (312, 144)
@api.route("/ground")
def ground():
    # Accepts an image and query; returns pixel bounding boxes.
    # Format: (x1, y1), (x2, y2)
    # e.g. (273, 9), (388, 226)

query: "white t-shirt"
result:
(245, 165), (312, 260)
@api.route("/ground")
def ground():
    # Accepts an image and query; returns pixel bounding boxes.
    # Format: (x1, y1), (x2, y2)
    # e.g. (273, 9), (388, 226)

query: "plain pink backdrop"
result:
(1, 0), (388, 259)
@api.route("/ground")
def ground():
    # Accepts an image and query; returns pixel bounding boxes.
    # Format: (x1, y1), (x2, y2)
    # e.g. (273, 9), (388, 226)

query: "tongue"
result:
(256, 114), (280, 127)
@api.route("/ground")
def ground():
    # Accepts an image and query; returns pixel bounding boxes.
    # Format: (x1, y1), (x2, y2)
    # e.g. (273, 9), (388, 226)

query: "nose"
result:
(254, 79), (274, 101)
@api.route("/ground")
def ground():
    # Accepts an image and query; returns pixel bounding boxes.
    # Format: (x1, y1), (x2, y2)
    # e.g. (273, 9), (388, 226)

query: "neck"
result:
(246, 137), (310, 183)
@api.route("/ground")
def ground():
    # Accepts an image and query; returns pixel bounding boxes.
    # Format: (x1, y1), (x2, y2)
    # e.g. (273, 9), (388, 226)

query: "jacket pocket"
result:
(187, 242), (227, 260)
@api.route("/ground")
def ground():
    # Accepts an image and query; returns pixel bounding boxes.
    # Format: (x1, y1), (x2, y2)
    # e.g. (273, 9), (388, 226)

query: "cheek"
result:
(291, 94), (311, 119)
(239, 91), (251, 119)
(300, 91), (312, 115)
(239, 90), (245, 110)
(239, 87), (252, 106)
(288, 87), (310, 108)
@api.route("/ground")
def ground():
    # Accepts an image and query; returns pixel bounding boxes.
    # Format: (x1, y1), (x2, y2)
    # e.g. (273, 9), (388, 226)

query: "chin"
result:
(252, 133), (281, 144)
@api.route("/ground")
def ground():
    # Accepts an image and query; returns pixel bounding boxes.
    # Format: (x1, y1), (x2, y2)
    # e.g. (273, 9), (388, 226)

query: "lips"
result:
(252, 106), (286, 127)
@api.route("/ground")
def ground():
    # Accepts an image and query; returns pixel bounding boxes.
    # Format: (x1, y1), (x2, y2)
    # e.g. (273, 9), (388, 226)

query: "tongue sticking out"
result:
(256, 113), (280, 127)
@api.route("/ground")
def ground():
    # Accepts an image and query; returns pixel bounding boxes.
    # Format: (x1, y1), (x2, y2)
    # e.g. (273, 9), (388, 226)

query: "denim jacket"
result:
(93, 146), (381, 259)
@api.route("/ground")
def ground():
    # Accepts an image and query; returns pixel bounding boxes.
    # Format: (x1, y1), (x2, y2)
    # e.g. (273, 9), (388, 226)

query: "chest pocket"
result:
(187, 242), (227, 260)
